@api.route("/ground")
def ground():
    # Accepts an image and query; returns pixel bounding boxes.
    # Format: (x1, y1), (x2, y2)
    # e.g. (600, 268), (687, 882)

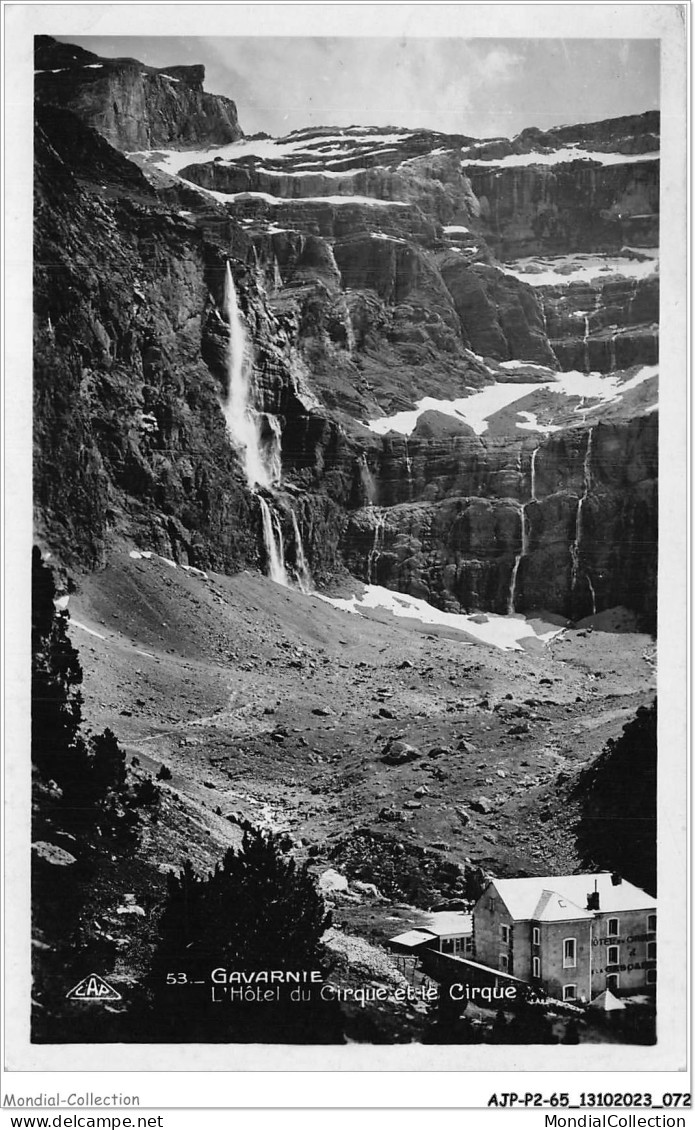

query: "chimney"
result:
(611, 872), (622, 886)
(586, 878), (600, 911)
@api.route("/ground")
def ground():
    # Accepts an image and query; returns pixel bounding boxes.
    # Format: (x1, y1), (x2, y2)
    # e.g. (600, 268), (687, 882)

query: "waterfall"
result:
(586, 575), (597, 617)
(583, 426), (593, 493)
(291, 510), (313, 594)
(530, 446), (539, 501)
(222, 263), (320, 595)
(540, 300), (548, 338)
(609, 330), (617, 373)
(507, 505), (528, 614)
(258, 497), (288, 586)
(570, 427), (595, 608)
(403, 436), (412, 476)
(582, 315), (591, 373)
(273, 256), (283, 291)
(367, 510), (385, 585)
(261, 413), (283, 488)
(223, 262), (279, 490)
(359, 454), (376, 506)
(403, 437), (413, 499)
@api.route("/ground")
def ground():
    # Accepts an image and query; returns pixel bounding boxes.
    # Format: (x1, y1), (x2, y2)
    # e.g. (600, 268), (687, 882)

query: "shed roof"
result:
(388, 929), (436, 949)
(490, 873), (655, 921)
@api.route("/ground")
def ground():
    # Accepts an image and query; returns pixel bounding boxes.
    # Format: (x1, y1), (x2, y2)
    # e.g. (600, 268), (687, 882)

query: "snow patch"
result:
(502, 252), (658, 287)
(70, 620), (106, 641)
(463, 148), (659, 169)
(516, 411), (562, 435)
(367, 366), (659, 436)
(318, 585), (564, 652)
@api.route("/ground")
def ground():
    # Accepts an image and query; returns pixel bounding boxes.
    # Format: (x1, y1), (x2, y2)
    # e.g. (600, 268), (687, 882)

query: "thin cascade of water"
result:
(403, 436), (412, 476)
(540, 300), (548, 338)
(403, 437), (413, 499)
(258, 497), (288, 586)
(586, 575), (597, 617)
(570, 427), (595, 606)
(582, 315), (591, 373)
(609, 330), (617, 373)
(367, 510), (385, 585)
(359, 454), (376, 506)
(530, 446), (539, 501)
(291, 510), (314, 594)
(507, 505), (528, 615)
(223, 262), (280, 490)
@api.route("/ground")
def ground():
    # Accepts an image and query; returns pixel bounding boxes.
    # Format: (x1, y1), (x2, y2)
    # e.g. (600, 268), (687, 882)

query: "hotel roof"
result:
(491, 873), (656, 921)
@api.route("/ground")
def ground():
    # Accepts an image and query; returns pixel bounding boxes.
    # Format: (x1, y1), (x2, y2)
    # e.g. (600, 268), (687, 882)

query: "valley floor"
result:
(68, 544), (655, 882)
(33, 542), (656, 1045)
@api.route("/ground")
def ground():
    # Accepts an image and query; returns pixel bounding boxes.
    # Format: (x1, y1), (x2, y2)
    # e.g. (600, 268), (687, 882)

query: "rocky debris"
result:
(470, 796), (494, 815)
(352, 880), (382, 899)
(428, 746), (452, 759)
(116, 894), (146, 917)
(318, 868), (349, 894)
(457, 739), (478, 754)
(323, 927), (408, 988)
(382, 739), (422, 765)
(32, 841), (76, 866)
(378, 807), (407, 823)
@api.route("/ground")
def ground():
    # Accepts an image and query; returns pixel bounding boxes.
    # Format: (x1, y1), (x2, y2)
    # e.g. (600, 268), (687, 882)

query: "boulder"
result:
(471, 796), (494, 815)
(32, 841), (76, 867)
(318, 868), (349, 893)
(382, 739), (422, 765)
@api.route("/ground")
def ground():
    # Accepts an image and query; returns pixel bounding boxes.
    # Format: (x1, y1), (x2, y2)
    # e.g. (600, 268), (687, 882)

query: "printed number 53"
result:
(166, 973), (188, 984)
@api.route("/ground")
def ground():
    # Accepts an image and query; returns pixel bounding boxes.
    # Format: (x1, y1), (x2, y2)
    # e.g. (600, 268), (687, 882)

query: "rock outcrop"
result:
(35, 36), (243, 150)
(341, 416), (657, 625)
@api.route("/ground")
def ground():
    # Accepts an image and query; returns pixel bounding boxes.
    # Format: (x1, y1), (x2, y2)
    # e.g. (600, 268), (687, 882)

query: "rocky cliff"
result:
(33, 40), (659, 629)
(35, 36), (243, 150)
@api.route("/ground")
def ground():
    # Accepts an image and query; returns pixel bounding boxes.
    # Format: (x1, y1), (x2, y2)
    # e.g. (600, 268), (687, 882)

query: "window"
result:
(607, 945), (620, 966)
(499, 954), (508, 973)
(647, 942), (657, 960)
(606, 974), (619, 993)
(563, 984), (577, 1002)
(532, 956), (540, 979)
(647, 914), (657, 933)
(488, 897), (495, 911)
(607, 917), (619, 937)
(463, 937), (473, 955)
(442, 938), (454, 953)
(563, 938), (577, 968)
(500, 924), (510, 945)
(647, 969), (657, 985)
(532, 927), (540, 946)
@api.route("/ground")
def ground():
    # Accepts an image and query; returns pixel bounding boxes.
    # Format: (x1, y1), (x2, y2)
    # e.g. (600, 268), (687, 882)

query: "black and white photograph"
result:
(2, 1), (689, 1084)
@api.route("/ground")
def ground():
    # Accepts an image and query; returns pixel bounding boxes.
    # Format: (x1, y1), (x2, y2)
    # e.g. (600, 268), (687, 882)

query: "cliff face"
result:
(34, 36), (243, 150)
(33, 42), (659, 628)
(340, 415), (657, 624)
(465, 159), (659, 259)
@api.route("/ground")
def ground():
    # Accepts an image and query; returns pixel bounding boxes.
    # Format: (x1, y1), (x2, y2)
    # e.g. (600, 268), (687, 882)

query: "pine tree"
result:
(148, 822), (344, 1043)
